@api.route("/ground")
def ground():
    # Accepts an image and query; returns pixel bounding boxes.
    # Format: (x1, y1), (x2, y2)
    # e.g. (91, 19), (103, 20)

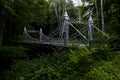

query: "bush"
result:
(0, 46), (28, 58)
(84, 62), (120, 80)
(1, 46), (120, 80)
(1, 51), (69, 80)
(90, 45), (116, 61)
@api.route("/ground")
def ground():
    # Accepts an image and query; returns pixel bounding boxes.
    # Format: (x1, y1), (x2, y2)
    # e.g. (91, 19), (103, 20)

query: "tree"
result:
(0, 0), (14, 45)
(104, 0), (120, 36)
(0, 0), (50, 45)
(48, 0), (65, 31)
(48, 0), (77, 36)
(80, 0), (120, 36)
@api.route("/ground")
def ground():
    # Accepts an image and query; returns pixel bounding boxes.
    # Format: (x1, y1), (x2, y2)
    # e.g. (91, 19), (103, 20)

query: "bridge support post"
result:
(63, 11), (69, 46)
(64, 23), (69, 46)
(88, 15), (93, 46)
(39, 28), (42, 42)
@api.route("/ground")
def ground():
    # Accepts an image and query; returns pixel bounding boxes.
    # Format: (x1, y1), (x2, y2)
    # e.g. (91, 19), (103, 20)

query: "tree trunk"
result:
(0, 8), (5, 45)
(0, 24), (3, 45)
(101, 0), (104, 32)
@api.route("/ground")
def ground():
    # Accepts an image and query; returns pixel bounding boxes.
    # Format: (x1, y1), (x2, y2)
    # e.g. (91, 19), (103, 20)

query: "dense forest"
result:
(0, 0), (120, 80)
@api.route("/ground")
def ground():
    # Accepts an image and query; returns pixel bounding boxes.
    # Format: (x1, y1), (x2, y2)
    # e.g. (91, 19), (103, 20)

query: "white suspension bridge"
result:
(23, 10), (109, 47)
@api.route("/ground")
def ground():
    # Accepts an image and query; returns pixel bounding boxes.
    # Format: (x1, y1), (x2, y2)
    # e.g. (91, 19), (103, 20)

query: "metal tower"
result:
(60, 11), (70, 46)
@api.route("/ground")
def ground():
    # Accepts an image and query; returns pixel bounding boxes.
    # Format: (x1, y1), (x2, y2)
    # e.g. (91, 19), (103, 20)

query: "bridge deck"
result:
(22, 40), (87, 47)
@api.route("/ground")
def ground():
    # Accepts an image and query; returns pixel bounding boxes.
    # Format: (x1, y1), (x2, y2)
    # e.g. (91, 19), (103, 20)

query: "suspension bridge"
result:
(22, 9), (109, 47)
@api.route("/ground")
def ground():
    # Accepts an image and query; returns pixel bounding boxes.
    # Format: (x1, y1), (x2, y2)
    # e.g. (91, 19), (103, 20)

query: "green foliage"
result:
(84, 62), (120, 80)
(91, 45), (116, 61)
(0, 0), (51, 44)
(1, 45), (120, 80)
(78, 0), (120, 36)
(104, 0), (120, 36)
(0, 46), (27, 58)
(1, 52), (68, 80)
(69, 47), (92, 63)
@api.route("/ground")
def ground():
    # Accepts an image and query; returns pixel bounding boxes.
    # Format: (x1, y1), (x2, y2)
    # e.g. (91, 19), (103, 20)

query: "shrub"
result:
(0, 46), (28, 58)
(91, 45), (116, 61)
(1, 45), (120, 80)
(83, 62), (120, 80)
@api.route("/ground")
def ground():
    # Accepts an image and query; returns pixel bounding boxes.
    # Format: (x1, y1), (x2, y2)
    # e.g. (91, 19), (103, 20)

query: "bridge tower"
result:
(60, 11), (70, 46)
(88, 14), (93, 43)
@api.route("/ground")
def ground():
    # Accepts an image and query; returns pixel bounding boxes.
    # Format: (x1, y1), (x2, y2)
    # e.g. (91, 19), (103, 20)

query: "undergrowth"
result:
(1, 45), (120, 80)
